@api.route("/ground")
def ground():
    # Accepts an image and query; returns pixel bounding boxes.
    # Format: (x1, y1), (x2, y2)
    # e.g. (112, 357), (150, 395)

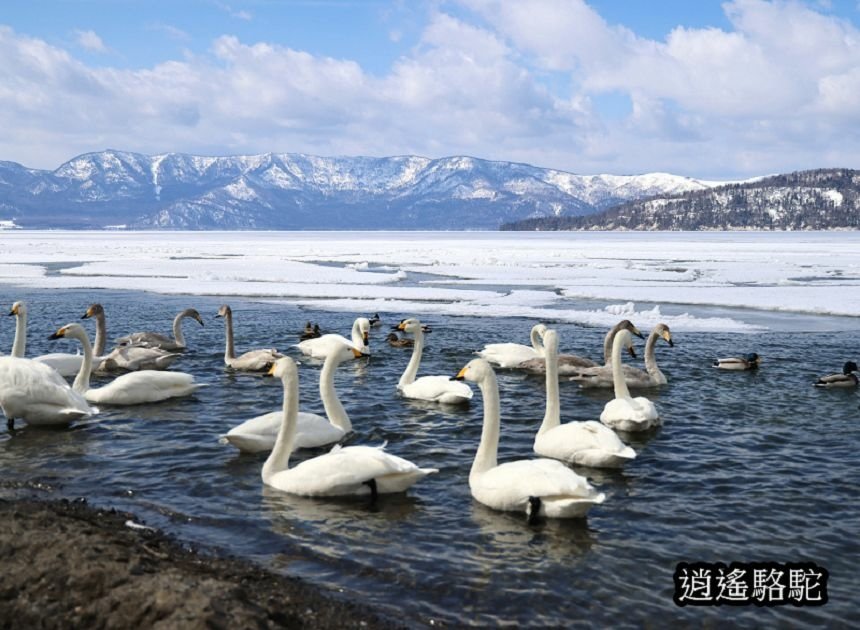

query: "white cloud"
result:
(74, 29), (107, 53)
(1, 1), (860, 179)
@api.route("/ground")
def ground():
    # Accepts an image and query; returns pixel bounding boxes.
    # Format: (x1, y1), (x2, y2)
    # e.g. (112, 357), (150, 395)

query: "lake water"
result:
(0, 285), (857, 627)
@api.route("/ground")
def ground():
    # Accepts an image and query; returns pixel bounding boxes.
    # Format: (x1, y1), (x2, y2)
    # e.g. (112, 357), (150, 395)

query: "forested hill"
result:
(501, 169), (860, 231)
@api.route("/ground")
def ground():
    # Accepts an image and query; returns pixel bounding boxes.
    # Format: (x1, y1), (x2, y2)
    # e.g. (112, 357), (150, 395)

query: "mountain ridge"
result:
(0, 150), (723, 230)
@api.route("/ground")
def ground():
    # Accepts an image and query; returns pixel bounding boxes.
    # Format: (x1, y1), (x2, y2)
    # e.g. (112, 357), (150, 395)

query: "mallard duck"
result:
(300, 323), (321, 340)
(368, 313), (382, 328)
(814, 361), (858, 388)
(386, 332), (414, 348)
(713, 353), (760, 370)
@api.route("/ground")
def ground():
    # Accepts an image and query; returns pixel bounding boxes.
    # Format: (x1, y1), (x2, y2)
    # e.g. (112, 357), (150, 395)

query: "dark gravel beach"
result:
(0, 497), (401, 629)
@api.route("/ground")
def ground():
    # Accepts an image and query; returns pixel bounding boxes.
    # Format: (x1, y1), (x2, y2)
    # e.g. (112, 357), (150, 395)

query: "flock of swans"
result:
(1, 299), (856, 523)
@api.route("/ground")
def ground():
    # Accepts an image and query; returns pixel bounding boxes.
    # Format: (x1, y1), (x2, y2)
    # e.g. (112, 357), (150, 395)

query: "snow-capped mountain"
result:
(502, 169), (860, 231)
(0, 150), (723, 229)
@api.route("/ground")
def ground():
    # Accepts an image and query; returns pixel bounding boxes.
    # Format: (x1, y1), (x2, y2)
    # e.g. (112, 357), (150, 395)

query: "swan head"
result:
(267, 356), (298, 380)
(215, 305), (232, 319)
(181, 308), (205, 326)
(531, 323), (548, 337)
(8, 301), (25, 317)
(82, 303), (104, 319)
(542, 328), (558, 354)
(49, 322), (87, 342)
(655, 323), (674, 347)
(355, 317), (371, 344)
(395, 318), (423, 334)
(618, 319), (644, 339)
(843, 361), (859, 375)
(453, 358), (494, 383)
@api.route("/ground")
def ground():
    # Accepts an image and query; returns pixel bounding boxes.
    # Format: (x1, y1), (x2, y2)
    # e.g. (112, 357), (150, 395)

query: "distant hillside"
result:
(501, 169), (860, 231)
(0, 150), (720, 230)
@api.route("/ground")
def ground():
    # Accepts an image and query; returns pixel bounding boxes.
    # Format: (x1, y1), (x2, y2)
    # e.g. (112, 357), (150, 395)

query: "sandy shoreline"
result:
(0, 497), (403, 629)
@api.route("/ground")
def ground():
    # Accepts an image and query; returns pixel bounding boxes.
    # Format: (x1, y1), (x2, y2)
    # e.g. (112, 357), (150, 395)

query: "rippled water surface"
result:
(1, 287), (858, 627)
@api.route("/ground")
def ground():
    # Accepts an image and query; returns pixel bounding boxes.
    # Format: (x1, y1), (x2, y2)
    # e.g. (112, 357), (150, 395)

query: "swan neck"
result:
(320, 354), (351, 432)
(539, 336), (560, 434)
(350, 319), (364, 349)
(93, 312), (106, 357)
(173, 312), (186, 347)
(11, 310), (26, 357)
(530, 327), (545, 356)
(398, 328), (424, 387)
(603, 326), (616, 365)
(71, 329), (94, 394)
(223, 311), (235, 360)
(644, 329), (662, 378)
(262, 369), (298, 485)
(611, 333), (631, 400)
(471, 370), (500, 479)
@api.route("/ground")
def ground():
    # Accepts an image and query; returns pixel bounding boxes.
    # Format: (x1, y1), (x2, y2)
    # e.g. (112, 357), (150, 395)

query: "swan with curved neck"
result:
(117, 308), (204, 351)
(599, 329), (661, 432)
(570, 323), (674, 388)
(49, 323), (202, 405)
(296, 317), (370, 359)
(7, 301), (87, 377)
(262, 353), (437, 496)
(477, 323), (548, 369)
(533, 329), (636, 468)
(216, 304), (283, 371)
(454, 358), (605, 520)
(221, 339), (359, 452)
(81, 304), (180, 372)
(395, 318), (472, 405)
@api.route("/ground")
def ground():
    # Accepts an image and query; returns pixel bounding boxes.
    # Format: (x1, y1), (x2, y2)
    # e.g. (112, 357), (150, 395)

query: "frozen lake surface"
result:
(0, 231), (857, 626)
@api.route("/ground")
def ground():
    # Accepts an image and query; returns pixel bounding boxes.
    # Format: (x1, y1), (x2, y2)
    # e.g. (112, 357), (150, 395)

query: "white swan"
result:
(570, 323), (674, 388)
(477, 323), (547, 369)
(116, 307), (204, 351)
(533, 329), (636, 468)
(50, 323), (203, 406)
(262, 355), (437, 497)
(600, 329), (661, 432)
(83, 304), (180, 372)
(454, 358), (605, 521)
(296, 317), (370, 359)
(8, 301), (84, 377)
(216, 305), (283, 372)
(395, 318), (472, 405)
(0, 356), (97, 429)
(220, 340), (359, 453)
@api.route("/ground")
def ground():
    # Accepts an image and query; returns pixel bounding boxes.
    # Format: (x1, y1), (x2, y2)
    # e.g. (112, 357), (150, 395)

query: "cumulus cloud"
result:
(1, 1), (859, 178)
(74, 29), (107, 53)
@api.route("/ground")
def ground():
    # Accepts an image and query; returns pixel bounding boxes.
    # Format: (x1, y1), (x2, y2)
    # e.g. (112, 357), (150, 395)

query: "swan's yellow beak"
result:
(82, 306), (94, 319)
(662, 330), (674, 347)
(49, 326), (67, 340)
(351, 348), (364, 358)
(8, 304), (18, 316)
(453, 366), (468, 381)
(631, 325), (644, 339)
(267, 363), (277, 376)
(396, 321), (407, 331)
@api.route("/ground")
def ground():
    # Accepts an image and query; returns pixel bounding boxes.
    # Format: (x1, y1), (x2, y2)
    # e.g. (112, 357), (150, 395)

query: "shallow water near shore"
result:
(1, 287), (858, 627)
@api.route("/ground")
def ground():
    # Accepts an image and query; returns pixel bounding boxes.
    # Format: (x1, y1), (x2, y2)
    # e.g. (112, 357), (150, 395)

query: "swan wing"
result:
(295, 334), (359, 359)
(117, 331), (175, 349)
(0, 357), (95, 423)
(99, 347), (180, 371)
(400, 375), (472, 403)
(86, 370), (200, 405)
(477, 343), (538, 368)
(230, 349), (283, 372)
(473, 459), (599, 509)
(33, 353), (83, 377)
(222, 410), (343, 452)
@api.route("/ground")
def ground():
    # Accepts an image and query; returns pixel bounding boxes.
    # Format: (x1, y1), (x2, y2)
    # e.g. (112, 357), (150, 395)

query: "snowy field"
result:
(0, 230), (858, 332)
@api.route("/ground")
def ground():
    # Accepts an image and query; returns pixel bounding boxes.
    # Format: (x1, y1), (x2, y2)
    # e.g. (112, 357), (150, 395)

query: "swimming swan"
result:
(599, 329), (661, 432)
(7, 301), (86, 377)
(296, 317), (370, 359)
(814, 361), (858, 388)
(82, 304), (181, 372)
(570, 323), (674, 388)
(216, 305), (283, 372)
(454, 358), (605, 521)
(50, 323), (203, 406)
(220, 341), (363, 453)
(0, 355), (97, 429)
(395, 318), (472, 405)
(262, 355), (437, 497)
(477, 323), (547, 369)
(533, 329), (636, 468)
(117, 308), (204, 351)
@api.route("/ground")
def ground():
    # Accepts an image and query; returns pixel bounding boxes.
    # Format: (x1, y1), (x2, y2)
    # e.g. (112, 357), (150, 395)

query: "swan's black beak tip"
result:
(668, 339), (675, 348)
(48, 332), (62, 340)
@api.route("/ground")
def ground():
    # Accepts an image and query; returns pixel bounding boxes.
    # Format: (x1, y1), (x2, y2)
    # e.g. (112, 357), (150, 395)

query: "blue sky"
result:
(2, 0), (860, 178)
